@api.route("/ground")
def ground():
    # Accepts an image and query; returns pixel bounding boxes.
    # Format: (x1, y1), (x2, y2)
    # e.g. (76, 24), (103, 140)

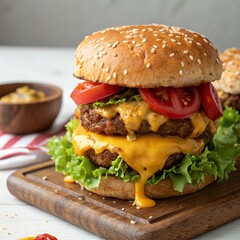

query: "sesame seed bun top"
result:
(74, 24), (222, 88)
(213, 48), (240, 94)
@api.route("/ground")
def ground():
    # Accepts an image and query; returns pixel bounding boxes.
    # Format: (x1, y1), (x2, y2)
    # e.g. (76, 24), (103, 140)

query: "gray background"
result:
(0, 0), (239, 51)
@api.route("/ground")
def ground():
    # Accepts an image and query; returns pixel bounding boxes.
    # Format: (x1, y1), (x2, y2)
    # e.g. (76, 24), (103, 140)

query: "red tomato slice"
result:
(199, 83), (222, 121)
(36, 233), (58, 240)
(139, 86), (201, 119)
(70, 81), (124, 105)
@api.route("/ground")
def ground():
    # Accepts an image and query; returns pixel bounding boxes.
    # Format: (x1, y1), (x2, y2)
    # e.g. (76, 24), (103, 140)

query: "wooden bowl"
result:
(0, 82), (62, 134)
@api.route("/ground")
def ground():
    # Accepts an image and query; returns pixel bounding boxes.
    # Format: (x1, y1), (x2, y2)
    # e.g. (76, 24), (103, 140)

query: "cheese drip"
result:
(72, 125), (205, 208)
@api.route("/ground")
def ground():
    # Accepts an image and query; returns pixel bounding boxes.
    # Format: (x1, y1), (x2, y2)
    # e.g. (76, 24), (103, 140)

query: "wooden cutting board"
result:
(7, 160), (240, 240)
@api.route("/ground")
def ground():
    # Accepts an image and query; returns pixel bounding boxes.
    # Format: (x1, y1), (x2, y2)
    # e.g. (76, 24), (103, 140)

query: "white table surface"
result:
(0, 46), (240, 240)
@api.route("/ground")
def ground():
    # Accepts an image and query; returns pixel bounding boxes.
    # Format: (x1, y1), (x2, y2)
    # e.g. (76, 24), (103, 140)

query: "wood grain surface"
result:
(7, 160), (240, 240)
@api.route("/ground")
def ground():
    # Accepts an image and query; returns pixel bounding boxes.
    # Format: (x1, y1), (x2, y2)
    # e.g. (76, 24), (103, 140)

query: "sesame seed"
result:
(126, 35), (133, 39)
(95, 43), (100, 49)
(153, 45), (158, 49)
(179, 69), (183, 75)
(136, 43), (142, 47)
(177, 42), (182, 45)
(183, 50), (188, 54)
(112, 53), (118, 57)
(235, 71), (240, 76)
(122, 40), (129, 43)
(112, 43), (117, 48)
(88, 56), (93, 59)
(142, 38), (147, 43)
(156, 39), (162, 42)
(171, 39), (176, 43)
(94, 55), (99, 59)
(113, 72), (117, 78)
(106, 76), (111, 81)
(142, 28), (147, 32)
(136, 206), (141, 210)
(78, 196), (84, 200)
(132, 40), (136, 45)
(197, 59), (202, 64)
(204, 53), (207, 56)
(197, 42), (201, 46)
(153, 33), (158, 37)
(169, 53), (175, 57)
(85, 35), (89, 39)
(188, 40), (193, 44)
(131, 220), (137, 225)
(92, 61), (96, 65)
(162, 44), (166, 48)
(146, 63), (151, 68)
(105, 67), (110, 73)
(189, 55), (194, 60)
(169, 33), (174, 37)
(151, 48), (156, 53)
(128, 44), (134, 50)
(181, 61), (185, 67)
(149, 216), (153, 219)
(121, 208), (125, 211)
(159, 28), (165, 32)
(203, 38), (208, 43)
(100, 37), (105, 40)
(100, 62), (104, 68)
(42, 176), (48, 180)
(99, 47), (105, 51)
(106, 43), (112, 47)
(124, 69), (128, 75)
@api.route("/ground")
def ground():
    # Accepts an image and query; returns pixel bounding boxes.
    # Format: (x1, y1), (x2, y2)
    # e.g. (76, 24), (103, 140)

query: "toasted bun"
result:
(77, 175), (215, 200)
(74, 24), (222, 88)
(213, 48), (240, 94)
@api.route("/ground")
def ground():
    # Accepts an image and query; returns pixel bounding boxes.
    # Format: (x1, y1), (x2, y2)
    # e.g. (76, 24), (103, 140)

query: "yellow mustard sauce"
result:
(0, 86), (46, 103)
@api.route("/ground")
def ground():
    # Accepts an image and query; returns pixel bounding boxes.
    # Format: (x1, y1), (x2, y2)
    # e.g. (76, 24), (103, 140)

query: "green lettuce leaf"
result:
(92, 89), (141, 108)
(47, 107), (240, 193)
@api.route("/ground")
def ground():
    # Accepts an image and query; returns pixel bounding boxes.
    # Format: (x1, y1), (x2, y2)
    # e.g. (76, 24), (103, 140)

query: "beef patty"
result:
(217, 90), (240, 110)
(79, 104), (194, 138)
(85, 124), (212, 169)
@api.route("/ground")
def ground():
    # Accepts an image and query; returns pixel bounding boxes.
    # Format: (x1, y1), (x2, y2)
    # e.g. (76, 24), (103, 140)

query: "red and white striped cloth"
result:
(0, 116), (71, 170)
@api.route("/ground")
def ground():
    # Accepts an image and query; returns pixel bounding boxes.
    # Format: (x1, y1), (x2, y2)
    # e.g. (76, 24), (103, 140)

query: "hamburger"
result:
(213, 48), (240, 110)
(48, 24), (240, 208)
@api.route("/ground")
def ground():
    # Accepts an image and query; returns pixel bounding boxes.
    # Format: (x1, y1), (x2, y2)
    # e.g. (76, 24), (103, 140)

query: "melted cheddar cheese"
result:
(72, 125), (205, 208)
(94, 101), (214, 138)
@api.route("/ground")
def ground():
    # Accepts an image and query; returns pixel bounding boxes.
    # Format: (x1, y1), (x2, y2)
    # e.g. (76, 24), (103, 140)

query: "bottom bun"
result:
(77, 175), (215, 200)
